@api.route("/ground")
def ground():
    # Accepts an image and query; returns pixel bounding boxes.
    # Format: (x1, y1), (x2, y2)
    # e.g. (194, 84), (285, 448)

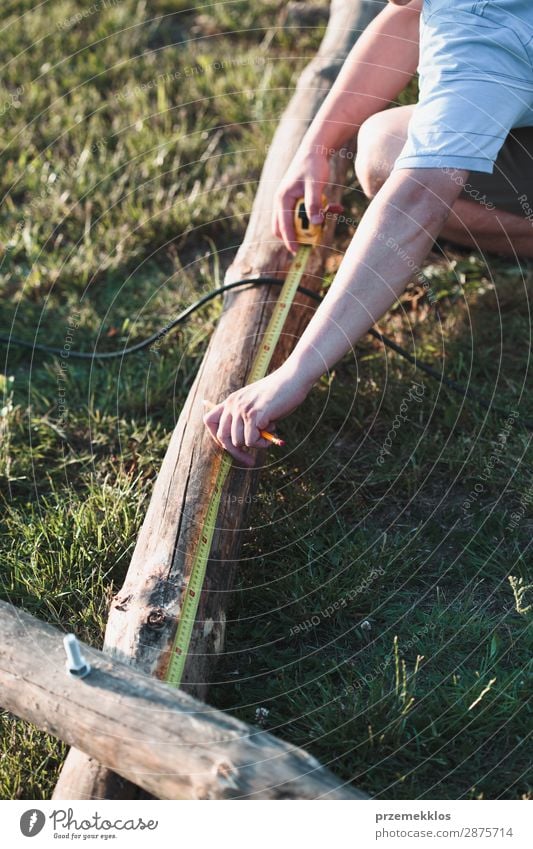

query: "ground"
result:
(0, 0), (531, 800)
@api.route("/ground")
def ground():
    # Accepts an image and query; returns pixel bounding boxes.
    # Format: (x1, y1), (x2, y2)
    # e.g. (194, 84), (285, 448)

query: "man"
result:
(204, 0), (533, 465)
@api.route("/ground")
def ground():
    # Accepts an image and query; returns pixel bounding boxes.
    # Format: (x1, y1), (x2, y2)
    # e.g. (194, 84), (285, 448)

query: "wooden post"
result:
(53, 0), (386, 800)
(0, 601), (367, 799)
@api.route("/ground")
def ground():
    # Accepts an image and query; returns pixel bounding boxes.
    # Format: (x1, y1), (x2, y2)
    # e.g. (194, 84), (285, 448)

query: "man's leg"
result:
(355, 105), (533, 258)
(442, 200), (533, 258)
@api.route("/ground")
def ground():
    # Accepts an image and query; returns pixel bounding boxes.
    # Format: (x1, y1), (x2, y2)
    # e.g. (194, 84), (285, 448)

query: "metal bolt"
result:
(64, 634), (91, 679)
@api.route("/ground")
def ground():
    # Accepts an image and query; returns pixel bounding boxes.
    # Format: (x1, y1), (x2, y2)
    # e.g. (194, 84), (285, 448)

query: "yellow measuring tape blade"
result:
(165, 244), (312, 687)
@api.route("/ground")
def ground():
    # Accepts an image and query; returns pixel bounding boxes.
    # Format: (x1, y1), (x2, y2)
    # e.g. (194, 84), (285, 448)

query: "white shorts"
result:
(394, 0), (533, 175)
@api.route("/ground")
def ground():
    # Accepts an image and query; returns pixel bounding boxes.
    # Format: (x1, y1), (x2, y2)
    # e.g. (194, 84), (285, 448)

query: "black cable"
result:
(1, 276), (532, 430)
(0, 278), (294, 360)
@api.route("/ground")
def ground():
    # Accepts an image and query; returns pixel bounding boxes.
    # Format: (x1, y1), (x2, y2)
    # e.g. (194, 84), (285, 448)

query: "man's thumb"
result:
(304, 183), (324, 226)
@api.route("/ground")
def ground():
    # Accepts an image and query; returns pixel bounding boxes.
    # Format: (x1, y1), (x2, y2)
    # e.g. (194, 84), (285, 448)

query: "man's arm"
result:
(203, 0), (434, 465)
(204, 167), (466, 466)
(283, 168), (464, 388)
(304, 0), (422, 153)
(274, 0), (422, 250)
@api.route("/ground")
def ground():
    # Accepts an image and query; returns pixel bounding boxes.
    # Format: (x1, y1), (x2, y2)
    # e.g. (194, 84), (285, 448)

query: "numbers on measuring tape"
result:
(165, 239), (315, 687)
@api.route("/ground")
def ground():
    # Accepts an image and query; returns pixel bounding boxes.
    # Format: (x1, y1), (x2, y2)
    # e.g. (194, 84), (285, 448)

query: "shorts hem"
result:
(394, 154), (494, 174)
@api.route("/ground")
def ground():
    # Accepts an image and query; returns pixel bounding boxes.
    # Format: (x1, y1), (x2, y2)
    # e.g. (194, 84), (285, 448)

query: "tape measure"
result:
(165, 197), (327, 687)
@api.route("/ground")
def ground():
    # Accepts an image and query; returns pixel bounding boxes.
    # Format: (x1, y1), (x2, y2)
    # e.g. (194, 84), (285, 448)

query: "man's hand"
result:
(203, 365), (312, 466)
(272, 147), (330, 254)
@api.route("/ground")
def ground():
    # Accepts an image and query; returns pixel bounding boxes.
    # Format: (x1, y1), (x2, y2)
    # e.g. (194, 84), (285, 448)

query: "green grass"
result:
(1, 1), (532, 800)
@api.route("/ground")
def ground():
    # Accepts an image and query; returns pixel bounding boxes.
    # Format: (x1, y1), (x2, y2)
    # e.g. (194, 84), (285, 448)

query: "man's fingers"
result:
(220, 437), (255, 467)
(278, 194), (299, 254)
(215, 409), (254, 466)
(231, 415), (245, 450)
(272, 202), (282, 241)
(255, 410), (273, 431)
(244, 414), (267, 448)
(216, 407), (233, 447)
(304, 181), (324, 226)
(203, 405), (223, 442)
(203, 402), (275, 466)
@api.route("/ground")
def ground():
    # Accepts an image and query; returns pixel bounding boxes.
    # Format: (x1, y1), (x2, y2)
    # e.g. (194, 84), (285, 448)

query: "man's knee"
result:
(355, 114), (389, 198)
(355, 107), (411, 199)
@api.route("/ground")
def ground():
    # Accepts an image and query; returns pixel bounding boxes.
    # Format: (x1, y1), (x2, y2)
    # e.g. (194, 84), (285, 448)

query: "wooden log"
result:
(53, 0), (386, 800)
(0, 601), (367, 799)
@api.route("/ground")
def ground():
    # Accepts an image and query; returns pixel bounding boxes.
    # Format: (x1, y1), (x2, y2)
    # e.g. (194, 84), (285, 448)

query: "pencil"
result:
(202, 399), (285, 447)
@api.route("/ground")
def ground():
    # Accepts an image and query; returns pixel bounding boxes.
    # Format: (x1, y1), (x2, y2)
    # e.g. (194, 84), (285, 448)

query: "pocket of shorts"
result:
(476, 4), (533, 68)
(424, 1), (480, 24)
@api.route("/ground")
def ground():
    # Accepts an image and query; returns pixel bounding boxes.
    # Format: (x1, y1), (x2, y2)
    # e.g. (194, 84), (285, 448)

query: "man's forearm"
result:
(203, 169), (465, 464)
(283, 169), (465, 388)
(301, 0), (422, 156)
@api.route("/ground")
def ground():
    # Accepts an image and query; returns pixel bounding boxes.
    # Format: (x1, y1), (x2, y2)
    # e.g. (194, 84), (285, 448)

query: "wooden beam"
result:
(53, 0), (386, 800)
(0, 601), (367, 800)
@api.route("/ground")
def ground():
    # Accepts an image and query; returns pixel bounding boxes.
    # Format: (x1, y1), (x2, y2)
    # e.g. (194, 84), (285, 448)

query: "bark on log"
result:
(53, 0), (386, 800)
(0, 601), (367, 799)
